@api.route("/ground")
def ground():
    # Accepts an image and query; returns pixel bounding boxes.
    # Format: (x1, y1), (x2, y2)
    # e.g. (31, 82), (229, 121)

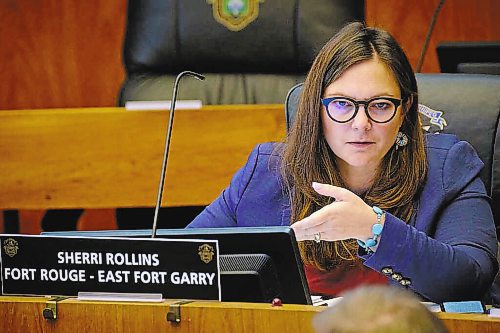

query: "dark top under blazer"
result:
(188, 133), (498, 302)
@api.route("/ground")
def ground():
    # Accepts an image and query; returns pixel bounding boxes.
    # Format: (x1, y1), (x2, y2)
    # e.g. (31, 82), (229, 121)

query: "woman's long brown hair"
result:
(280, 22), (427, 270)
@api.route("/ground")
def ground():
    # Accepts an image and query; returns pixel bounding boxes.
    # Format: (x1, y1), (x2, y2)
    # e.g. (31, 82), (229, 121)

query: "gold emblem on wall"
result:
(3, 238), (19, 257)
(198, 244), (215, 264)
(207, 0), (265, 32)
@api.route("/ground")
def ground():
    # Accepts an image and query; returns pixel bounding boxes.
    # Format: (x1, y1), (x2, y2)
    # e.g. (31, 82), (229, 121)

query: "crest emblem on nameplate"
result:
(198, 244), (215, 263)
(3, 238), (19, 258)
(207, 0), (265, 31)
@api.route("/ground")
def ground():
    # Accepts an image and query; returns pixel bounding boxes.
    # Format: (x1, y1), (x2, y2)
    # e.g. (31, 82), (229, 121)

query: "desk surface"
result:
(0, 105), (286, 209)
(1, 296), (499, 333)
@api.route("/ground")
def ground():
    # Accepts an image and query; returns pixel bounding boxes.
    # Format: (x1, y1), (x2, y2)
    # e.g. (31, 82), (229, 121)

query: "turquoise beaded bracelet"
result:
(357, 206), (384, 252)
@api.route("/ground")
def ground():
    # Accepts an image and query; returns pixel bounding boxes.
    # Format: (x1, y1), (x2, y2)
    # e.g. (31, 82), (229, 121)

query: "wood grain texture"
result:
(1, 297), (499, 333)
(0, 105), (286, 210)
(0, 0), (126, 110)
(366, 0), (500, 73)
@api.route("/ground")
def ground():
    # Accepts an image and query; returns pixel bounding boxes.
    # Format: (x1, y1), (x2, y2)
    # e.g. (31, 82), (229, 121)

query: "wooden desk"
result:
(1, 296), (499, 333)
(0, 105), (285, 210)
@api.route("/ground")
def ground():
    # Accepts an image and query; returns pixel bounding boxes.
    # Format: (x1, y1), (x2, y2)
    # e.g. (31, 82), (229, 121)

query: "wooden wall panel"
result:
(0, 1), (126, 232)
(366, 0), (500, 73)
(0, 0), (126, 110)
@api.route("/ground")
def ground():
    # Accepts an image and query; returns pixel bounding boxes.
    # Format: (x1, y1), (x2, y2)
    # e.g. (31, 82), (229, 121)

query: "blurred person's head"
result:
(313, 286), (448, 333)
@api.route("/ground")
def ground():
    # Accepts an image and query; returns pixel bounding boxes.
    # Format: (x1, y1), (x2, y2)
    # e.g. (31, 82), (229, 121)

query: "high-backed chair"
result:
(119, 0), (364, 105)
(115, 0), (364, 229)
(285, 73), (500, 304)
(285, 73), (500, 234)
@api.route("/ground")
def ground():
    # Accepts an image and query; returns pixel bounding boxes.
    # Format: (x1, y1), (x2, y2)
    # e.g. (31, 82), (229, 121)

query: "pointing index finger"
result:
(312, 182), (352, 201)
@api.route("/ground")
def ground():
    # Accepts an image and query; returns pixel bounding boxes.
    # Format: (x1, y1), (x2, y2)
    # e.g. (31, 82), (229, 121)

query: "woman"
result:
(187, 22), (498, 302)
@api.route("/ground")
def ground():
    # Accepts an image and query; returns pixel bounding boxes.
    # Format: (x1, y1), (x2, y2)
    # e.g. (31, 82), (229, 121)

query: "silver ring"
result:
(314, 232), (321, 243)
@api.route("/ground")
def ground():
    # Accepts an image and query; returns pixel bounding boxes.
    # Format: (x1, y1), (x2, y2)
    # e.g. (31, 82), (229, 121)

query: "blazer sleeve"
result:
(362, 140), (498, 302)
(186, 144), (261, 228)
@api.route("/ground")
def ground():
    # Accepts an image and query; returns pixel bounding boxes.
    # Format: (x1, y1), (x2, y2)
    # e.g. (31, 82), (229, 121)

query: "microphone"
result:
(416, 0), (445, 72)
(152, 71), (205, 238)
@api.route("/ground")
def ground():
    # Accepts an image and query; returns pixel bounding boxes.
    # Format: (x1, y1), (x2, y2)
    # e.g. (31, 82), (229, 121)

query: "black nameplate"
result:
(0, 235), (220, 300)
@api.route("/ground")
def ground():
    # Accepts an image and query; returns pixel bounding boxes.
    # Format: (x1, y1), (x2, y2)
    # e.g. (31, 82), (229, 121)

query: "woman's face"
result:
(321, 57), (404, 175)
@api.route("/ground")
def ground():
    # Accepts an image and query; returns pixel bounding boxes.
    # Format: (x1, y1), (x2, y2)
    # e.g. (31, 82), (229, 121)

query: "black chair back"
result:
(285, 74), (500, 233)
(119, 0), (364, 105)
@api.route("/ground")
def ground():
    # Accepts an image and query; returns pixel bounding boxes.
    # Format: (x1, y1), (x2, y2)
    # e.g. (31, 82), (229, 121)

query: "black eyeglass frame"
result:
(321, 96), (402, 123)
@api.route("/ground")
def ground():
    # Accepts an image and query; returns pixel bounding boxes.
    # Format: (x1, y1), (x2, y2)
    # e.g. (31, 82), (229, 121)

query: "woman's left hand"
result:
(290, 182), (380, 242)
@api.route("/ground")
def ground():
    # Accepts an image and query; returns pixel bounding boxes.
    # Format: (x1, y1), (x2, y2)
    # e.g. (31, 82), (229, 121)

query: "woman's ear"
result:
(403, 94), (414, 115)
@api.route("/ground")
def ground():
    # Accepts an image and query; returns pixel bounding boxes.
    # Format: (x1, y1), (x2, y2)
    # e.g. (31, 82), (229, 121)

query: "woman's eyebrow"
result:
(323, 92), (399, 99)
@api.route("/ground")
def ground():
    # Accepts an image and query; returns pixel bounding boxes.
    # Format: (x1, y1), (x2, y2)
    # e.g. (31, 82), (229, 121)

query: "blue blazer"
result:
(188, 134), (498, 302)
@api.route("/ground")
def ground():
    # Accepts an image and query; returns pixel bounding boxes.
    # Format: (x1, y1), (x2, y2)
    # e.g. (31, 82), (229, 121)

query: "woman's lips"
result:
(347, 141), (375, 148)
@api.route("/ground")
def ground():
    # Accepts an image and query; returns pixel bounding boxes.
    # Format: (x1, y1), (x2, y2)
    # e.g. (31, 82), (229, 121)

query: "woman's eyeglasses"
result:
(321, 96), (402, 123)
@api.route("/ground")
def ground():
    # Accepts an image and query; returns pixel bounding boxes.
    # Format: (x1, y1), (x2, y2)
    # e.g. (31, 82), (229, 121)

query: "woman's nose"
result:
(351, 105), (372, 131)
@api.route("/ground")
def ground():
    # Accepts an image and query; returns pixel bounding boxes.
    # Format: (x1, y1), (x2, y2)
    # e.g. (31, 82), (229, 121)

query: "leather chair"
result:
(285, 73), (500, 235)
(24, 1), (363, 232)
(115, 0), (364, 229)
(119, 0), (364, 105)
(285, 73), (500, 304)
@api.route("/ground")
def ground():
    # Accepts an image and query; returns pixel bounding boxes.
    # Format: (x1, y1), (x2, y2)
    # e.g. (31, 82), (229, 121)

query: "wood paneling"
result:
(1, 297), (500, 333)
(366, 0), (500, 73)
(1, 105), (285, 233)
(0, 0), (126, 110)
(0, 105), (286, 209)
(0, 1), (127, 232)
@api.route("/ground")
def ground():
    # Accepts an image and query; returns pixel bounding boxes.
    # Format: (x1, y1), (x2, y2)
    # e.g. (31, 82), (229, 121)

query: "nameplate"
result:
(0, 234), (220, 300)
(125, 100), (203, 111)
